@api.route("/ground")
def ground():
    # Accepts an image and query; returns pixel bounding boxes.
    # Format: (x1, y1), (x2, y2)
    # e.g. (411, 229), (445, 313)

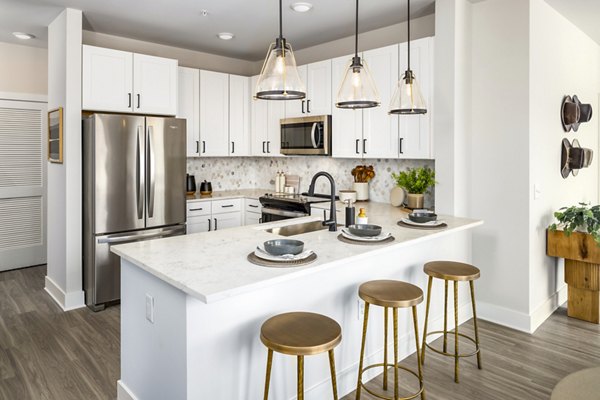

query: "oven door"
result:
(280, 115), (331, 155)
(261, 207), (309, 223)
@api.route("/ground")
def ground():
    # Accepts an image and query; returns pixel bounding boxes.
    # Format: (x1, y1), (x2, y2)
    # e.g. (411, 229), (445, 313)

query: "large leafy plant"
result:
(391, 166), (436, 194)
(549, 203), (600, 246)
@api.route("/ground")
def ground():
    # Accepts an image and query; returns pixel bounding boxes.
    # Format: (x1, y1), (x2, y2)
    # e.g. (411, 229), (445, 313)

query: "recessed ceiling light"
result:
(217, 32), (235, 40)
(12, 32), (35, 40)
(290, 2), (313, 13)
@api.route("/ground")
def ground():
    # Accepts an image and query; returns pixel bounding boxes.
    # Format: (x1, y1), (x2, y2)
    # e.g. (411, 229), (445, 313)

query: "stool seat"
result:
(424, 261), (480, 281)
(359, 280), (423, 308)
(260, 312), (342, 356)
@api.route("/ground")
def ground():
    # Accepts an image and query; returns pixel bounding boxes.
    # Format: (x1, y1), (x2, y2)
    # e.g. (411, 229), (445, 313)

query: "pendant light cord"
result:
(407, 0), (411, 71)
(354, 0), (359, 58)
(279, 0), (283, 40)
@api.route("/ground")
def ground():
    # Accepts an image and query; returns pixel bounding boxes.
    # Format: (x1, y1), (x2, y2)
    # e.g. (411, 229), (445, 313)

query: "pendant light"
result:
(389, 0), (427, 114)
(255, 0), (306, 100)
(335, 0), (380, 109)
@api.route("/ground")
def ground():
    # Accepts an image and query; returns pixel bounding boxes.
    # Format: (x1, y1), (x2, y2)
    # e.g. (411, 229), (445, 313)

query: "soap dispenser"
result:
(345, 199), (356, 226)
(357, 208), (368, 225)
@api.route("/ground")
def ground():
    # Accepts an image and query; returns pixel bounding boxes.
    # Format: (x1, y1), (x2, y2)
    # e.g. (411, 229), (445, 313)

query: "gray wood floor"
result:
(1, 265), (599, 400)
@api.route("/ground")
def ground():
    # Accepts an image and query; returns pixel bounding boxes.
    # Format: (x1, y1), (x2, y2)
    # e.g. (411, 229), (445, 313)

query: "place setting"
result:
(337, 224), (395, 245)
(247, 239), (317, 267)
(398, 210), (448, 230)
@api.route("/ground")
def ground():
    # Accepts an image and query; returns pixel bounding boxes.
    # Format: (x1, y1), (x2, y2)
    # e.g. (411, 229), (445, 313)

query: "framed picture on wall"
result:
(48, 107), (63, 163)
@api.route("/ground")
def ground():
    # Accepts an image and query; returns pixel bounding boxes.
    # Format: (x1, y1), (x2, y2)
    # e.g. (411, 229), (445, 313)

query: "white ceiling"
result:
(0, 0), (435, 61)
(545, 0), (600, 45)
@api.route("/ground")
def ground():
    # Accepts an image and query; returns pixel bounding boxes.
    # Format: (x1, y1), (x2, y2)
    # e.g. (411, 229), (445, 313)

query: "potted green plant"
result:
(391, 166), (436, 209)
(548, 203), (600, 245)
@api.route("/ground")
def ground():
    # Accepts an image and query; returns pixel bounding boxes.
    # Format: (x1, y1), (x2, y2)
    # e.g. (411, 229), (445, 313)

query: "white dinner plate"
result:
(254, 246), (314, 262)
(400, 218), (446, 227)
(340, 228), (392, 242)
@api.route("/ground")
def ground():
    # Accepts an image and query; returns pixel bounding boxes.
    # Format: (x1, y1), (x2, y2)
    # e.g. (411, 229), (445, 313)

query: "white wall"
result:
(528, 0), (599, 324)
(0, 42), (47, 95)
(45, 8), (85, 311)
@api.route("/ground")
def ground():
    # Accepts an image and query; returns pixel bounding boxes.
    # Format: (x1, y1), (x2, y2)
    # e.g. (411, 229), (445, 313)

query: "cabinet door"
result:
(362, 45), (399, 159)
(267, 101), (285, 156)
(229, 75), (250, 156)
(251, 75), (269, 156)
(133, 53), (178, 116)
(82, 45), (133, 113)
(213, 212), (242, 231)
(331, 55), (363, 158)
(200, 70), (229, 157)
(284, 65), (308, 118)
(306, 60), (332, 115)
(187, 216), (211, 233)
(398, 37), (433, 159)
(177, 67), (200, 157)
(244, 212), (262, 226)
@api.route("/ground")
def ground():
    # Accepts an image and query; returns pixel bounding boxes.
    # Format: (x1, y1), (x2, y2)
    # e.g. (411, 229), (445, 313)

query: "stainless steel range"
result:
(259, 193), (331, 223)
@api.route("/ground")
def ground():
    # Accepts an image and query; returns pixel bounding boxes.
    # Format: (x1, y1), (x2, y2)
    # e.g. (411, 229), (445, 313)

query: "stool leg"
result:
(298, 355), (304, 400)
(454, 280), (459, 384)
(421, 276), (433, 365)
(383, 306), (389, 391)
(393, 307), (399, 400)
(412, 305), (426, 400)
(329, 350), (339, 400)
(470, 280), (482, 369)
(355, 302), (370, 400)
(443, 279), (449, 353)
(263, 349), (273, 400)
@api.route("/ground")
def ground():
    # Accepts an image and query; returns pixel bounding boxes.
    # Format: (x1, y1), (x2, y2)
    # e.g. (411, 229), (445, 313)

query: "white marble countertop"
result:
(186, 188), (272, 202)
(112, 202), (483, 304)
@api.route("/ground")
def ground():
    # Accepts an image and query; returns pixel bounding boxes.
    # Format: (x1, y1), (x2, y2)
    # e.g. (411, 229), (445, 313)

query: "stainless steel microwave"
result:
(280, 115), (331, 156)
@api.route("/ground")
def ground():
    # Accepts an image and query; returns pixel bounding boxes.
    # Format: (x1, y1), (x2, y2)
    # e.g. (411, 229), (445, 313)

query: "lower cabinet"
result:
(187, 198), (257, 233)
(244, 198), (262, 225)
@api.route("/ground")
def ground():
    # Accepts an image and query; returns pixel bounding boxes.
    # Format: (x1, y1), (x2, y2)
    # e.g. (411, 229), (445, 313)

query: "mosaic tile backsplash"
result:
(187, 157), (435, 208)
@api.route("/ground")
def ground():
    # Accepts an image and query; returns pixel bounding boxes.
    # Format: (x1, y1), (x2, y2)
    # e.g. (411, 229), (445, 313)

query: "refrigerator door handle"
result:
(147, 125), (156, 218)
(97, 226), (184, 244)
(136, 126), (144, 220)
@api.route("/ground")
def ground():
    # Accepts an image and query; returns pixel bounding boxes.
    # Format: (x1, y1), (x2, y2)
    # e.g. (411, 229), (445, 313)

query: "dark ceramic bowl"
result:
(408, 212), (438, 223)
(264, 239), (304, 256)
(347, 224), (382, 237)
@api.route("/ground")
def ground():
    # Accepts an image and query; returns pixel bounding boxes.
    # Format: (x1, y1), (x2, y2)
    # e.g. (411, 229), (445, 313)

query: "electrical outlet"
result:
(357, 299), (365, 320)
(146, 294), (154, 323)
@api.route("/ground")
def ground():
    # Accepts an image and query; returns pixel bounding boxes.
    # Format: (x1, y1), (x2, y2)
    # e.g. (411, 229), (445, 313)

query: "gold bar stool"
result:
(356, 280), (425, 400)
(261, 311), (342, 400)
(421, 261), (482, 383)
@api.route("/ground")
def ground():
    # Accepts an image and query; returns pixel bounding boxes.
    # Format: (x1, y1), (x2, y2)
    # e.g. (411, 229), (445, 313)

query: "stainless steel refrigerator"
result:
(83, 114), (187, 311)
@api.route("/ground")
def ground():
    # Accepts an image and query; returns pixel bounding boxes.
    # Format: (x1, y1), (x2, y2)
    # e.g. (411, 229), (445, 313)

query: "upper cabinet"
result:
(229, 75), (250, 156)
(199, 70), (229, 157)
(250, 75), (284, 157)
(177, 67), (200, 157)
(285, 60), (332, 118)
(82, 45), (178, 116)
(331, 55), (363, 158)
(397, 37), (434, 159)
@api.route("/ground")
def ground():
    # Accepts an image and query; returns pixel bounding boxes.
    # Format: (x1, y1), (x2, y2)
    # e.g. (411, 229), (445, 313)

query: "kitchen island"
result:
(112, 203), (482, 400)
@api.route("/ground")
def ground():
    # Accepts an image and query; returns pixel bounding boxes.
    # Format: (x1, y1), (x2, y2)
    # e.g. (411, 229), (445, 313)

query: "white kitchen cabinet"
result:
(229, 75), (250, 156)
(250, 75), (284, 157)
(397, 37), (434, 159)
(133, 53), (178, 115)
(200, 70), (229, 157)
(82, 45), (133, 113)
(186, 199), (242, 232)
(362, 44), (400, 159)
(244, 198), (262, 225)
(177, 67), (200, 157)
(186, 201), (212, 233)
(284, 60), (332, 119)
(82, 45), (178, 116)
(213, 212), (242, 231)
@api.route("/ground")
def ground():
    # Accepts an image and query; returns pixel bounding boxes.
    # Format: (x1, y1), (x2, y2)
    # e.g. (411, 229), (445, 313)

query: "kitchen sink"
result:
(265, 220), (340, 237)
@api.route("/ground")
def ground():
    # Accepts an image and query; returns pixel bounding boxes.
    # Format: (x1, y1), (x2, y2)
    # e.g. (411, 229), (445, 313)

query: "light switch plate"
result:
(534, 183), (542, 200)
(146, 294), (154, 323)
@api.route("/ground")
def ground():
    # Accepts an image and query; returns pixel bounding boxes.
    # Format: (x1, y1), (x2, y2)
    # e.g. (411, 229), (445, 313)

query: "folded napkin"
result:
(255, 246), (314, 262)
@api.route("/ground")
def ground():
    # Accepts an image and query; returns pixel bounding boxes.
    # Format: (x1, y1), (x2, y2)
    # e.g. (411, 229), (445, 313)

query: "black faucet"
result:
(307, 171), (337, 232)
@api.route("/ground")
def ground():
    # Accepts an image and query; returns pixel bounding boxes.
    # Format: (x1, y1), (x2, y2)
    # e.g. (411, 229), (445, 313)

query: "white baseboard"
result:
(117, 380), (138, 400)
(302, 302), (474, 399)
(0, 91), (47, 103)
(478, 285), (568, 334)
(44, 275), (85, 311)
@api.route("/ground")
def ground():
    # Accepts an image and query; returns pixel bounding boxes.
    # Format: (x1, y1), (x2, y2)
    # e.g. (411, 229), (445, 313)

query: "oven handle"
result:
(311, 122), (322, 149)
(261, 207), (309, 218)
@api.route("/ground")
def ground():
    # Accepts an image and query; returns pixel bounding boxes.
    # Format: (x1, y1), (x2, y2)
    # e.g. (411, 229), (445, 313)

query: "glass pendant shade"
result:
(336, 56), (380, 109)
(389, 70), (427, 114)
(255, 38), (306, 100)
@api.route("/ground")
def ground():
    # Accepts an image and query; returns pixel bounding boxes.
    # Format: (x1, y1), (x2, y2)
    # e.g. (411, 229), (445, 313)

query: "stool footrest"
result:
(358, 362), (424, 400)
(424, 330), (480, 358)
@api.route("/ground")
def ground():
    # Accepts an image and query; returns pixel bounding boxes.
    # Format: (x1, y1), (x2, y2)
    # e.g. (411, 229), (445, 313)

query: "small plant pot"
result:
(406, 193), (424, 209)
(353, 182), (369, 201)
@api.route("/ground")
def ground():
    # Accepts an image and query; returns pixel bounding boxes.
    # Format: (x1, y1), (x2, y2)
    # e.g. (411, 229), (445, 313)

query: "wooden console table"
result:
(547, 230), (600, 324)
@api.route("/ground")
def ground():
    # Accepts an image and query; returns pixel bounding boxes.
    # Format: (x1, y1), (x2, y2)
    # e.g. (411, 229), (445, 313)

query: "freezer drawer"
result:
(84, 225), (185, 310)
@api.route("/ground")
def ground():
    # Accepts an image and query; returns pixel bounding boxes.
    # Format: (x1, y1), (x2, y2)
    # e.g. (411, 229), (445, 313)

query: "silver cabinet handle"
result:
(208, 218), (212, 231)
(98, 227), (183, 244)
(136, 126), (144, 219)
(147, 125), (155, 218)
